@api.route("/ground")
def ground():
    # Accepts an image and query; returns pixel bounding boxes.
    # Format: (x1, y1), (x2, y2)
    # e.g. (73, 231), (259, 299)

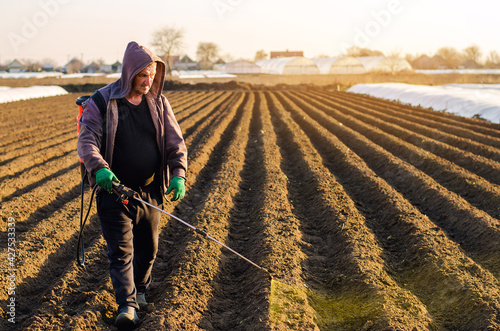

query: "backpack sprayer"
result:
(75, 96), (271, 279)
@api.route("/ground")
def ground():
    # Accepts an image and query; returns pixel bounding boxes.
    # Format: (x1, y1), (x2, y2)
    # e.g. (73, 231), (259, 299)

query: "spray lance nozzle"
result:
(112, 181), (137, 205)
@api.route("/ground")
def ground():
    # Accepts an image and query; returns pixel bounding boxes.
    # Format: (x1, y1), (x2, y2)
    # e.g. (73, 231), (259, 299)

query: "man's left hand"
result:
(166, 176), (186, 201)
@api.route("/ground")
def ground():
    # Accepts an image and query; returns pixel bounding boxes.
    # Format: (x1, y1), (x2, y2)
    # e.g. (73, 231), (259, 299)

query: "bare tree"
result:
(462, 44), (482, 64)
(254, 49), (268, 62)
(151, 25), (185, 73)
(22, 59), (41, 72)
(386, 49), (403, 74)
(435, 47), (462, 68)
(41, 58), (58, 67)
(196, 42), (220, 63)
(404, 53), (419, 63)
(221, 52), (234, 63)
(93, 58), (106, 65)
(486, 50), (500, 69)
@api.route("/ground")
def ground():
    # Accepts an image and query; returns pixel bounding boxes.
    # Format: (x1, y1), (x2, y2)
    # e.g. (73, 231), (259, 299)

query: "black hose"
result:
(77, 173), (97, 268)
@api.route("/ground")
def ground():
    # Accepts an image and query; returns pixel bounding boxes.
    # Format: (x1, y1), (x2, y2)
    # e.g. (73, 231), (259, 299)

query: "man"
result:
(77, 41), (187, 330)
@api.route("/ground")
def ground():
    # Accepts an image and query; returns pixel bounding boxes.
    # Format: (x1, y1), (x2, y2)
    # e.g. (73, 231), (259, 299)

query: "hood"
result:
(108, 41), (165, 100)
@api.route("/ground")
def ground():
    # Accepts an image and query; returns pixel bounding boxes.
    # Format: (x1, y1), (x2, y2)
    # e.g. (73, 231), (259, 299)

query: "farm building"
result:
(41, 63), (55, 72)
(256, 57), (320, 75)
(313, 57), (365, 74)
(63, 57), (84, 74)
(174, 55), (199, 70)
(163, 56), (180, 72)
(270, 50), (304, 58)
(82, 62), (100, 73)
(100, 61), (122, 73)
(357, 56), (412, 73)
(8, 59), (27, 73)
(215, 60), (261, 74)
(111, 61), (122, 73)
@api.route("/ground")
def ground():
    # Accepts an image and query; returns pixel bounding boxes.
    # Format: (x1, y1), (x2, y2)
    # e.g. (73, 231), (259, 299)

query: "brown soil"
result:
(2, 86), (500, 330)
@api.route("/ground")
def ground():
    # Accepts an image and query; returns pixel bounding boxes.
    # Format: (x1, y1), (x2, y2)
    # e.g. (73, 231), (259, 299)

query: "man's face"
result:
(132, 63), (156, 95)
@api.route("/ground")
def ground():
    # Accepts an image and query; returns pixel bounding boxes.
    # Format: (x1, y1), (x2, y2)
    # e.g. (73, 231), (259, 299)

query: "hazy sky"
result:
(1, 0), (498, 66)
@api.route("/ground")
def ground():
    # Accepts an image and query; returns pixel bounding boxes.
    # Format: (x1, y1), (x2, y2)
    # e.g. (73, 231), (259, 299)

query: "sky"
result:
(0, 0), (499, 67)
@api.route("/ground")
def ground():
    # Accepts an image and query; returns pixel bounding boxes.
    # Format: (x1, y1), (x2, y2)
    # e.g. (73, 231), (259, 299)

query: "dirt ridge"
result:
(3, 90), (500, 330)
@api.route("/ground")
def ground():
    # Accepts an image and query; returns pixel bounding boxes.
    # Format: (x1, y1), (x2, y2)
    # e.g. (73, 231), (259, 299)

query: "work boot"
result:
(115, 306), (139, 330)
(137, 291), (148, 310)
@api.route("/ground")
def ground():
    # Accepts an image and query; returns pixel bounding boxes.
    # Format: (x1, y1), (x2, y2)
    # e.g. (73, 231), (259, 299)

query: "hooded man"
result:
(77, 41), (187, 330)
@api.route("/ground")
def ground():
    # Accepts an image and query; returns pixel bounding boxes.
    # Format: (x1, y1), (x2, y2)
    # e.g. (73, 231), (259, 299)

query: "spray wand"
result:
(111, 182), (272, 279)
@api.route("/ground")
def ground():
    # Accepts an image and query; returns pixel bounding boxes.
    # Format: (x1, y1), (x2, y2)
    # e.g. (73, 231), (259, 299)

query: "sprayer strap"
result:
(91, 90), (108, 156)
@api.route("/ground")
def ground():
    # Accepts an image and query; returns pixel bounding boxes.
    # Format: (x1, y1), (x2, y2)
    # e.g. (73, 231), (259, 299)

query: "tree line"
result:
(152, 26), (500, 72)
(3, 25), (499, 72)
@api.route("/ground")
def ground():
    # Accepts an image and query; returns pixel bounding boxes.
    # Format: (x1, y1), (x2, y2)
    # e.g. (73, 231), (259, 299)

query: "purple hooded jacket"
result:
(77, 41), (187, 193)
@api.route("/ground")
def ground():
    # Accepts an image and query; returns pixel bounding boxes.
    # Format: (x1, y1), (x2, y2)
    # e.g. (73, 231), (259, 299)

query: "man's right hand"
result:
(95, 168), (119, 193)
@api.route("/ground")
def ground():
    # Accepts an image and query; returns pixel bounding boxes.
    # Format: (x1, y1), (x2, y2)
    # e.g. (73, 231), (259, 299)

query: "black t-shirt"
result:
(111, 96), (161, 190)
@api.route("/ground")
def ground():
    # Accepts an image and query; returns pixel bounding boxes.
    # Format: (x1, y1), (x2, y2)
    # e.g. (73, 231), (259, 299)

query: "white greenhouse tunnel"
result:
(256, 57), (320, 75)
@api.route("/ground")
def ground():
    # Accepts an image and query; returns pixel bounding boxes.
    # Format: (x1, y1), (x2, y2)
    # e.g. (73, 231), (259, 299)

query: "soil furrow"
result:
(0, 117), (73, 151)
(276, 90), (500, 330)
(22, 232), (116, 331)
(200, 92), (271, 330)
(315, 90), (500, 167)
(199, 93), (273, 330)
(0, 101), (69, 129)
(0, 94), (76, 144)
(4, 92), (244, 330)
(164, 90), (190, 104)
(4, 214), (105, 330)
(163, 90), (191, 104)
(0, 126), (75, 160)
(338, 91), (500, 138)
(310, 90), (500, 163)
(297, 91), (500, 187)
(0, 164), (81, 233)
(180, 93), (241, 168)
(141, 93), (250, 329)
(290, 91), (500, 220)
(0, 148), (78, 198)
(0, 137), (77, 180)
(0, 187), (87, 313)
(266, 91), (433, 330)
(6, 88), (500, 330)
(0, 134), (75, 171)
(282, 91), (500, 279)
(172, 91), (218, 115)
(169, 90), (210, 107)
(175, 92), (225, 123)
(320, 90), (500, 145)
(180, 92), (235, 141)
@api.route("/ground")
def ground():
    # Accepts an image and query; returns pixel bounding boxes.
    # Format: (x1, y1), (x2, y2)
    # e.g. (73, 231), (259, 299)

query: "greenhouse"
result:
(313, 57), (366, 74)
(357, 56), (413, 73)
(215, 60), (261, 74)
(256, 57), (320, 75)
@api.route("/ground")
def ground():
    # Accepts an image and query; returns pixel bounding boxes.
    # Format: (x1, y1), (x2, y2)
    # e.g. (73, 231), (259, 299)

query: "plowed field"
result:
(2, 88), (500, 330)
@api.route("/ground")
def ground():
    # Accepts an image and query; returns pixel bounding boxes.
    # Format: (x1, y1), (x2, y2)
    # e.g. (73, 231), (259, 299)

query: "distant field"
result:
(2, 87), (500, 329)
(2, 72), (500, 89)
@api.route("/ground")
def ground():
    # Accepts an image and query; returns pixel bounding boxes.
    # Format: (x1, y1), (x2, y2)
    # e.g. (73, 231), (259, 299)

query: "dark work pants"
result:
(96, 183), (162, 311)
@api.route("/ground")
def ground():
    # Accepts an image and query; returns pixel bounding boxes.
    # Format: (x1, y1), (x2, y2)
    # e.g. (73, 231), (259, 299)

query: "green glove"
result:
(95, 168), (119, 193)
(166, 176), (186, 201)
